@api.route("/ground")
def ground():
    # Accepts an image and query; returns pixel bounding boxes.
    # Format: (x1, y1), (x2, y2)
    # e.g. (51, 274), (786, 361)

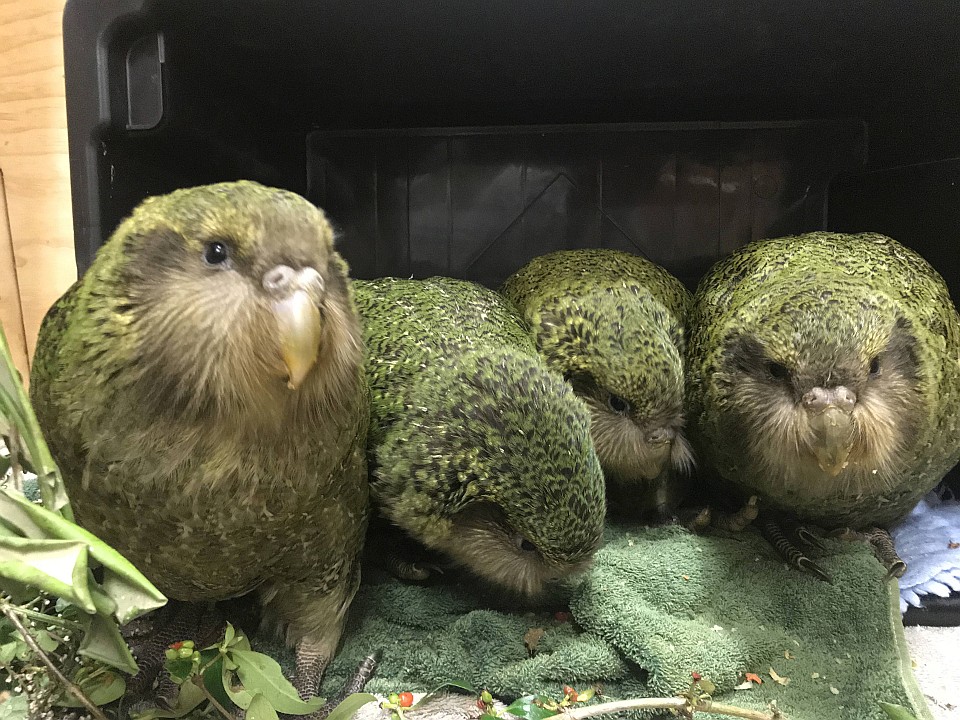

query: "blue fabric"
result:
(891, 486), (960, 613)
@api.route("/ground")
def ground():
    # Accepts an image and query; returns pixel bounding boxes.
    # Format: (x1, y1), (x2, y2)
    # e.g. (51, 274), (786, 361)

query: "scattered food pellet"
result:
(830, 686), (840, 695)
(682, 575), (690, 580)
(811, 672), (820, 679)
(769, 667), (790, 685)
(784, 650), (794, 660)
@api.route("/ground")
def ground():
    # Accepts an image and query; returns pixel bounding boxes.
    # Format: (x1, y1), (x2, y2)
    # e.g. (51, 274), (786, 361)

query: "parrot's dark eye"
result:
(203, 241), (229, 266)
(869, 355), (881, 377)
(766, 361), (790, 381)
(514, 534), (537, 553)
(608, 394), (630, 414)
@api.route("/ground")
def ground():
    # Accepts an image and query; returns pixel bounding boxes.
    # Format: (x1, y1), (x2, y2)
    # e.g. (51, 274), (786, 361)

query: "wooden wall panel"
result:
(0, 0), (77, 378)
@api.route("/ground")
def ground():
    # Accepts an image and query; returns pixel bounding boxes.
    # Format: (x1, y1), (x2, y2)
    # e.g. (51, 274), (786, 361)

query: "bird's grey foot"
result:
(285, 642), (378, 720)
(310, 652), (380, 720)
(122, 600), (224, 710)
(829, 526), (906, 578)
(711, 495), (760, 533)
(759, 512), (833, 583)
(677, 505), (712, 533)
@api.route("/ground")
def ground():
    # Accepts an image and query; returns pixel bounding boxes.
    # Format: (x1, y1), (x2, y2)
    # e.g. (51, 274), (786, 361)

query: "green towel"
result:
(300, 524), (930, 720)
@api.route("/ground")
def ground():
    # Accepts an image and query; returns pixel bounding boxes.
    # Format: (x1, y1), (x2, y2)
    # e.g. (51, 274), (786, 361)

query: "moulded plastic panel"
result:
(308, 120), (867, 289)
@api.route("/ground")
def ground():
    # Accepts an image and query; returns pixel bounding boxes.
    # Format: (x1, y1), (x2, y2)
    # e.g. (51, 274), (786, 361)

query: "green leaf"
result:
(0, 536), (95, 612)
(230, 649), (324, 714)
(78, 612), (139, 675)
(100, 567), (167, 625)
(0, 692), (28, 720)
(504, 696), (560, 720)
(200, 655), (232, 711)
(248, 693), (281, 720)
(222, 661), (254, 709)
(0, 324), (72, 518)
(879, 703), (920, 720)
(223, 621), (236, 647)
(324, 693), (378, 720)
(166, 657), (196, 684)
(0, 489), (165, 623)
(33, 629), (60, 653)
(0, 640), (18, 664)
(131, 680), (207, 720)
(55, 670), (127, 707)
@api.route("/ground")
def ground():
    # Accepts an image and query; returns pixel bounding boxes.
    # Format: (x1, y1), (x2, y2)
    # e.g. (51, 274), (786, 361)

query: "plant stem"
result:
(0, 600), (109, 720)
(8, 429), (23, 493)
(560, 696), (779, 720)
(12, 604), (85, 632)
(193, 675), (236, 720)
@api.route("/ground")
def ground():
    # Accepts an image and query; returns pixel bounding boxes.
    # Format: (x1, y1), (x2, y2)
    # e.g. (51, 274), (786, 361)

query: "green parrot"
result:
(355, 276), (606, 598)
(501, 249), (694, 520)
(29, 181), (369, 700)
(686, 231), (960, 578)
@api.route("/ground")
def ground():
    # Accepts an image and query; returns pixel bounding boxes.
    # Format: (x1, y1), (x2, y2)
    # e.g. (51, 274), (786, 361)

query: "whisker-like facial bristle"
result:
(441, 519), (591, 599)
(728, 370), (917, 500)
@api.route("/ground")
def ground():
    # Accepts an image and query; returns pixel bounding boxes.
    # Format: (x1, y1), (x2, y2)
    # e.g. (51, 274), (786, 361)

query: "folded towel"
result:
(261, 523), (931, 720)
(891, 486), (960, 614)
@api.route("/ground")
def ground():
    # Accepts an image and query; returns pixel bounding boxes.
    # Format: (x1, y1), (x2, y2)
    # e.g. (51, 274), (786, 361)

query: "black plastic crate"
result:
(64, 0), (960, 299)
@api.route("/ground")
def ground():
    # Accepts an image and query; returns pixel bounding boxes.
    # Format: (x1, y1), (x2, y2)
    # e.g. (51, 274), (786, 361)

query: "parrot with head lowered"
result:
(29, 181), (369, 702)
(501, 249), (694, 520)
(355, 276), (606, 599)
(686, 231), (960, 579)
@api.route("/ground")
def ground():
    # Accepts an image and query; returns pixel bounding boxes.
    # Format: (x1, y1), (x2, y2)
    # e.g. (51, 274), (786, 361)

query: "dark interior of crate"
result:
(65, 0), (960, 298)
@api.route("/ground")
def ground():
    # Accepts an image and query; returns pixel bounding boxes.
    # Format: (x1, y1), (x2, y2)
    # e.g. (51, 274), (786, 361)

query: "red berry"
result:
(169, 641), (184, 650)
(563, 686), (577, 701)
(554, 611), (571, 622)
(398, 692), (414, 708)
(691, 672), (702, 681)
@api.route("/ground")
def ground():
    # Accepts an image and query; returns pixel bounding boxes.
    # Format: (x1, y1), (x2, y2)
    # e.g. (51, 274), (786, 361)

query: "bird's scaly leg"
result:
(758, 511), (832, 583)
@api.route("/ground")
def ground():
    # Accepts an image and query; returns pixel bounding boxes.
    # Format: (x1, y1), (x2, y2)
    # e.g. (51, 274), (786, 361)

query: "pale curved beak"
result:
(808, 406), (855, 476)
(264, 265), (325, 390)
(635, 442), (673, 481)
(803, 386), (856, 476)
(274, 291), (322, 390)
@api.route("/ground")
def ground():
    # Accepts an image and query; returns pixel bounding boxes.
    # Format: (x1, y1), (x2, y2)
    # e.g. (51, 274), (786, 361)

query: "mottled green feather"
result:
(687, 232), (960, 528)
(30, 182), (369, 677)
(356, 276), (606, 597)
(501, 249), (693, 518)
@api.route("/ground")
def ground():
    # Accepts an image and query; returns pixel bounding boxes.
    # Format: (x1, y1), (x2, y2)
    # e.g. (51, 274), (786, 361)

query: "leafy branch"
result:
(0, 322), (168, 715)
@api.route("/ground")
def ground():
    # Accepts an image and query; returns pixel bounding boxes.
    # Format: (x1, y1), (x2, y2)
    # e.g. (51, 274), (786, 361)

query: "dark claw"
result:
(797, 556), (834, 584)
(759, 513), (833, 583)
(794, 525), (828, 552)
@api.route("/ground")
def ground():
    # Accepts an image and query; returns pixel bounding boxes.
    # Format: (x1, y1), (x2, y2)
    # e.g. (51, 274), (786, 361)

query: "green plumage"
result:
(501, 249), (693, 517)
(355, 276), (606, 597)
(29, 182), (369, 687)
(687, 232), (960, 529)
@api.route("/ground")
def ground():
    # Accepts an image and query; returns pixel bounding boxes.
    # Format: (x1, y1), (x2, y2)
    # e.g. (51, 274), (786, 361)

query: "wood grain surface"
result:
(0, 0), (77, 379)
